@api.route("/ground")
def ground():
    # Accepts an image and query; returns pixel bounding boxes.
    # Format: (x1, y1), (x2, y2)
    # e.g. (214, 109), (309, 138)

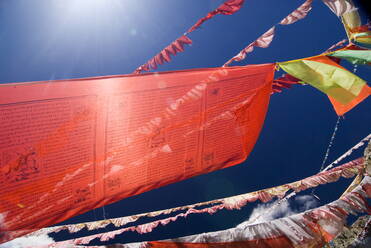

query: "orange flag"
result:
(0, 64), (274, 243)
(328, 85), (371, 116)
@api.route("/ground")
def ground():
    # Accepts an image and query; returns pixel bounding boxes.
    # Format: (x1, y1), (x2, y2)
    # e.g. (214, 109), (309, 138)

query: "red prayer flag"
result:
(0, 64), (275, 243)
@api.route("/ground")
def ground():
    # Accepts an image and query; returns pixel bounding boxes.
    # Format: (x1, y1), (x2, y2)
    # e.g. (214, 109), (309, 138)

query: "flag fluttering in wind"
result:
(1, 0), (370, 246)
(322, 0), (356, 17)
(279, 0), (313, 25)
(329, 49), (371, 65)
(223, 27), (276, 66)
(278, 55), (370, 116)
(43, 160), (371, 248)
(322, 0), (371, 45)
(224, 0), (314, 66)
(29, 158), (365, 238)
(134, 36), (193, 73)
(132, 175), (370, 248)
(134, 0), (245, 73)
(187, 0), (245, 33)
(0, 64), (274, 244)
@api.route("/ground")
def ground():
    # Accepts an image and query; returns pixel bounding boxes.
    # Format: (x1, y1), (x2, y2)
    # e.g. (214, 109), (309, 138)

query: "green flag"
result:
(330, 50), (371, 65)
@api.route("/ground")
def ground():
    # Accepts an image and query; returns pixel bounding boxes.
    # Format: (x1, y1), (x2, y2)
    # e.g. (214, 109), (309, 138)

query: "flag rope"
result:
(311, 116), (341, 195)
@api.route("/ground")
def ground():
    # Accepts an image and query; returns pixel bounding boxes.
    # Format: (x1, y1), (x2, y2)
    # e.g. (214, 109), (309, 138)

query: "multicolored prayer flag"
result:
(278, 56), (370, 115)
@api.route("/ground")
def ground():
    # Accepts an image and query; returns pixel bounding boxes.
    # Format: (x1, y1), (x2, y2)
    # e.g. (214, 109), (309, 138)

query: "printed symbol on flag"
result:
(203, 152), (215, 167)
(1, 147), (39, 182)
(211, 88), (220, 96)
(233, 102), (251, 127)
(74, 186), (92, 204)
(73, 104), (93, 122)
(149, 128), (166, 148)
(184, 157), (195, 172)
(106, 177), (122, 192)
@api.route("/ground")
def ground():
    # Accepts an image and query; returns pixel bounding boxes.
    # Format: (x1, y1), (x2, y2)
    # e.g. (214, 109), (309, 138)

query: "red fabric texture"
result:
(0, 64), (274, 244)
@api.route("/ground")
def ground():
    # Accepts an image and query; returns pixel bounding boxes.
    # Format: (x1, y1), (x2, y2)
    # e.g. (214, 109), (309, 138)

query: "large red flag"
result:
(0, 64), (275, 243)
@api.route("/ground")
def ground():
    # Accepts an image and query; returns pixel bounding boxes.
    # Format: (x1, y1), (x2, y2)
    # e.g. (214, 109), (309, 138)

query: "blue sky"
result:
(0, 0), (370, 246)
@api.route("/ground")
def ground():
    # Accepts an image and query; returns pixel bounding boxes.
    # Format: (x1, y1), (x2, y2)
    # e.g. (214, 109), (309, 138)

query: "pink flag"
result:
(253, 27), (275, 48)
(279, 0), (313, 25)
(223, 27), (275, 66)
(324, 39), (347, 53)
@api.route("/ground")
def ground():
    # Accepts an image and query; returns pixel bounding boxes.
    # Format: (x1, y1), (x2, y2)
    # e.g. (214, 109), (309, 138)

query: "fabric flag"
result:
(187, 0), (245, 33)
(352, 31), (371, 45)
(272, 74), (301, 93)
(48, 175), (371, 248)
(223, 0), (314, 66)
(328, 86), (371, 116)
(322, 0), (370, 45)
(340, 8), (371, 45)
(41, 157), (364, 245)
(342, 8), (361, 39)
(134, 0), (245, 73)
(278, 56), (370, 115)
(324, 39), (347, 53)
(140, 177), (370, 248)
(253, 27), (276, 48)
(322, 0), (356, 17)
(134, 36), (192, 73)
(0, 64), (275, 244)
(223, 27), (275, 66)
(323, 0), (371, 46)
(329, 49), (371, 65)
(279, 0), (313, 25)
